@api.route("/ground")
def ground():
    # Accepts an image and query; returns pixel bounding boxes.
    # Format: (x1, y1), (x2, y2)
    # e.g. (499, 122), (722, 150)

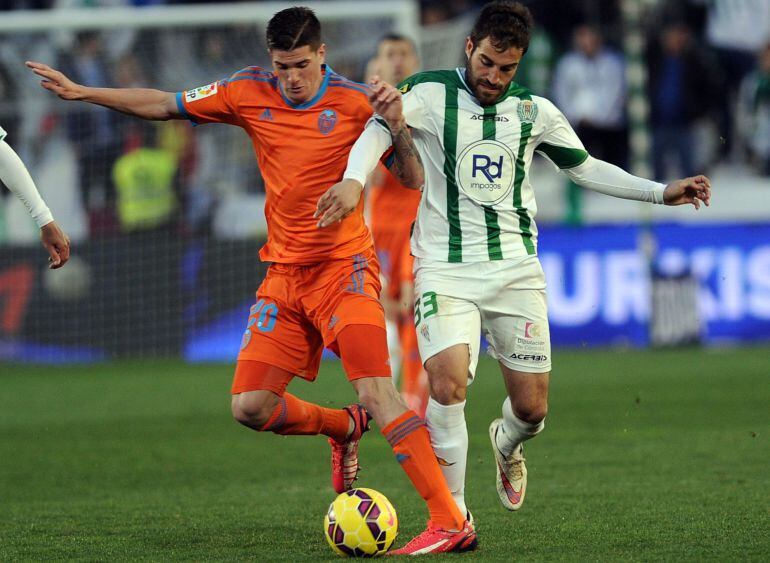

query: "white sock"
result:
(425, 398), (468, 517)
(385, 318), (401, 384)
(495, 396), (545, 457)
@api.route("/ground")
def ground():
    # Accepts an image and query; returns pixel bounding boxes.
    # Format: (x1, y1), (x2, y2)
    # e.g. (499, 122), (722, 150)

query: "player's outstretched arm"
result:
(662, 175), (711, 209)
(0, 138), (70, 268)
(26, 61), (180, 121)
(562, 156), (711, 209)
(369, 77), (424, 189)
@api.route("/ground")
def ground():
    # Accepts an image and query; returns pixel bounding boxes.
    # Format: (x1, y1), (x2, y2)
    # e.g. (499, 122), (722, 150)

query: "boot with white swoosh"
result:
(489, 418), (527, 511)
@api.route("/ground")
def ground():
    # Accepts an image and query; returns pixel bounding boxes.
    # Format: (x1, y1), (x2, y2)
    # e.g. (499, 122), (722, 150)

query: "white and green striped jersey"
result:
(395, 68), (588, 263)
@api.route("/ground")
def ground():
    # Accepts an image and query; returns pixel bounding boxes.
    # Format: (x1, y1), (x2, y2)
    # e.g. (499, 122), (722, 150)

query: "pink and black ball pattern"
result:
(324, 488), (398, 557)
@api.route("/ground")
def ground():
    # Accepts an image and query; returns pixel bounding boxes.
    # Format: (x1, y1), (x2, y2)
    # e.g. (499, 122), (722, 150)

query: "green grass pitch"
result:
(1, 347), (768, 561)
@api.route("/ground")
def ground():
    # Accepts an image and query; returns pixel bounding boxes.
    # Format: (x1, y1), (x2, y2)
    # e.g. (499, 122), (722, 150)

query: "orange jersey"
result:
(368, 163), (421, 237)
(177, 65), (374, 264)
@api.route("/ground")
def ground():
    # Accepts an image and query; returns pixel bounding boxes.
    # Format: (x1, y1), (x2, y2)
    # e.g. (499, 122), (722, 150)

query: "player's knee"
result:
(429, 376), (466, 404)
(424, 347), (469, 404)
(231, 391), (280, 429)
(513, 401), (548, 425)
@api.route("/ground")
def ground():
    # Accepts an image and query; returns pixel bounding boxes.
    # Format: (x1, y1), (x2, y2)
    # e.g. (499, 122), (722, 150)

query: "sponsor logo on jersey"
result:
(470, 114), (509, 122)
(317, 109), (337, 134)
(259, 108), (274, 121)
(517, 100), (538, 123)
(398, 82), (411, 94)
(455, 139), (515, 205)
(184, 82), (218, 103)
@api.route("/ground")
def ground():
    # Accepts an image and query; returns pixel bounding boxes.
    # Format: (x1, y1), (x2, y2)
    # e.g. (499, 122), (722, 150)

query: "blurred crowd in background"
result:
(0, 0), (769, 243)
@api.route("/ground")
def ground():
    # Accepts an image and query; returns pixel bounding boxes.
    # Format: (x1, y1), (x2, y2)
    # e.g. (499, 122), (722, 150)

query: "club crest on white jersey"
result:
(517, 99), (538, 123)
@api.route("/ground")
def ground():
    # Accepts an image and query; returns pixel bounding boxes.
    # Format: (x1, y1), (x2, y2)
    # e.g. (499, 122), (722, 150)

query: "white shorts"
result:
(413, 255), (551, 379)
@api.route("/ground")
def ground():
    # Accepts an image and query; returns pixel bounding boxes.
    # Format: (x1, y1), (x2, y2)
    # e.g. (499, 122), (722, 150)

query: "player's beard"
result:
(465, 67), (506, 106)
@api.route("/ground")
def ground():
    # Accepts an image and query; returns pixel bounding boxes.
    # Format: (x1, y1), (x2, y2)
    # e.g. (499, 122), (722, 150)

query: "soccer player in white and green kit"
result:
(323, 0), (711, 537)
(0, 125), (70, 268)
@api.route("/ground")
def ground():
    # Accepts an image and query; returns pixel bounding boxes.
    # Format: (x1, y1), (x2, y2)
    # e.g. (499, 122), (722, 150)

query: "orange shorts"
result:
(372, 228), (414, 302)
(235, 246), (388, 384)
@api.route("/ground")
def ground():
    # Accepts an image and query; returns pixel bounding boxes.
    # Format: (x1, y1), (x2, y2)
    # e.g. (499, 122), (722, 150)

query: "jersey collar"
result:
(278, 64), (331, 110)
(456, 67), (473, 95)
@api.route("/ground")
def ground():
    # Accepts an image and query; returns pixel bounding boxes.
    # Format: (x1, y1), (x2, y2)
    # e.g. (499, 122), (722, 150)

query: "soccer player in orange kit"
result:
(365, 34), (428, 416)
(27, 6), (476, 554)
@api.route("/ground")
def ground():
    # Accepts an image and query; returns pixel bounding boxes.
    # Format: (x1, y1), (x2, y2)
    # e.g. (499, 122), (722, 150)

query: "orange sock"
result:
(381, 410), (465, 530)
(399, 320), (428, 417)
(261, 393), (350, 442)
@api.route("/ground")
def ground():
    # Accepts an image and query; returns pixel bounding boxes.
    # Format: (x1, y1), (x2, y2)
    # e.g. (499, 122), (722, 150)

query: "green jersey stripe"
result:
(513, 120), (535, 255)
(443, 83), (462, 262)
(483, 207), (503, 260)
(536, 142), (589, 169)
(482, 105), (496, 140)
(482, 105), (503, 260)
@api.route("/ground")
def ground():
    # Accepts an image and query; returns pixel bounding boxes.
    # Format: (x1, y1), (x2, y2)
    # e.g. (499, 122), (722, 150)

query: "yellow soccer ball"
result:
(323, 488), (398, 557)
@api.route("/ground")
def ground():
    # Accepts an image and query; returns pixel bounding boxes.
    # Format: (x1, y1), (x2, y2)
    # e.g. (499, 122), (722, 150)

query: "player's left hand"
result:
(315, 179), (364, 228)
(663, 175), (711, 209)
(40, 220), (71, 269)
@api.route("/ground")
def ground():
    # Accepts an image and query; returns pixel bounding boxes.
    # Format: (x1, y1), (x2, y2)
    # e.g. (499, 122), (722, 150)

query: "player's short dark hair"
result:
(266, 6), (322, 51)
(469, 1), (534, 53)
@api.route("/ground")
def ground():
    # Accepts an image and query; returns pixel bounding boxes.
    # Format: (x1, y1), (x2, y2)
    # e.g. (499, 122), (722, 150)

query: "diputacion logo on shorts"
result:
(511, 320), (547, 363)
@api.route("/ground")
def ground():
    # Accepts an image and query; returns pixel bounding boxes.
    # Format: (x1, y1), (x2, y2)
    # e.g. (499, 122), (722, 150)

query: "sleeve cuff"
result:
(343, 172), (367, 187)
(175, 92), (198, 125)
(35, 209), (54, 228)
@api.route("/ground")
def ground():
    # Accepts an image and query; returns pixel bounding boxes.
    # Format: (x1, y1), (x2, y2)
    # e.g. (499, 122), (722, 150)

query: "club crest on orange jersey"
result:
(318, 109), (337, 134)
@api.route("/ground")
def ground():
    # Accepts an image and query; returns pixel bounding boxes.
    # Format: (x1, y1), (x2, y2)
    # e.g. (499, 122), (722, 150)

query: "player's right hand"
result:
(368, 76), (405, 132)
(315, 179), (364, 228)
(40, 221), (71, 269)
(663, 175), (711, 209)
(25, 61), (85, 101)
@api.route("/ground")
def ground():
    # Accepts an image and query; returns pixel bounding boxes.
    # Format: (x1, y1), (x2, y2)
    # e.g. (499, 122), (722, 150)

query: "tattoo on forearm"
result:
(391, 125), (424, 188)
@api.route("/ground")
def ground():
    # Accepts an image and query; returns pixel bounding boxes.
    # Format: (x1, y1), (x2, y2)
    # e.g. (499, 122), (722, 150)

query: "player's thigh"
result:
(235, 293), (324, 390)
(414, 290), (482, 381)
(483, 286), (551, 376)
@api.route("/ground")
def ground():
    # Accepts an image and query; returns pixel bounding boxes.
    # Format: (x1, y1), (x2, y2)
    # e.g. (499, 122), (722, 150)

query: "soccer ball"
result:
(324, 488), (398, 557)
